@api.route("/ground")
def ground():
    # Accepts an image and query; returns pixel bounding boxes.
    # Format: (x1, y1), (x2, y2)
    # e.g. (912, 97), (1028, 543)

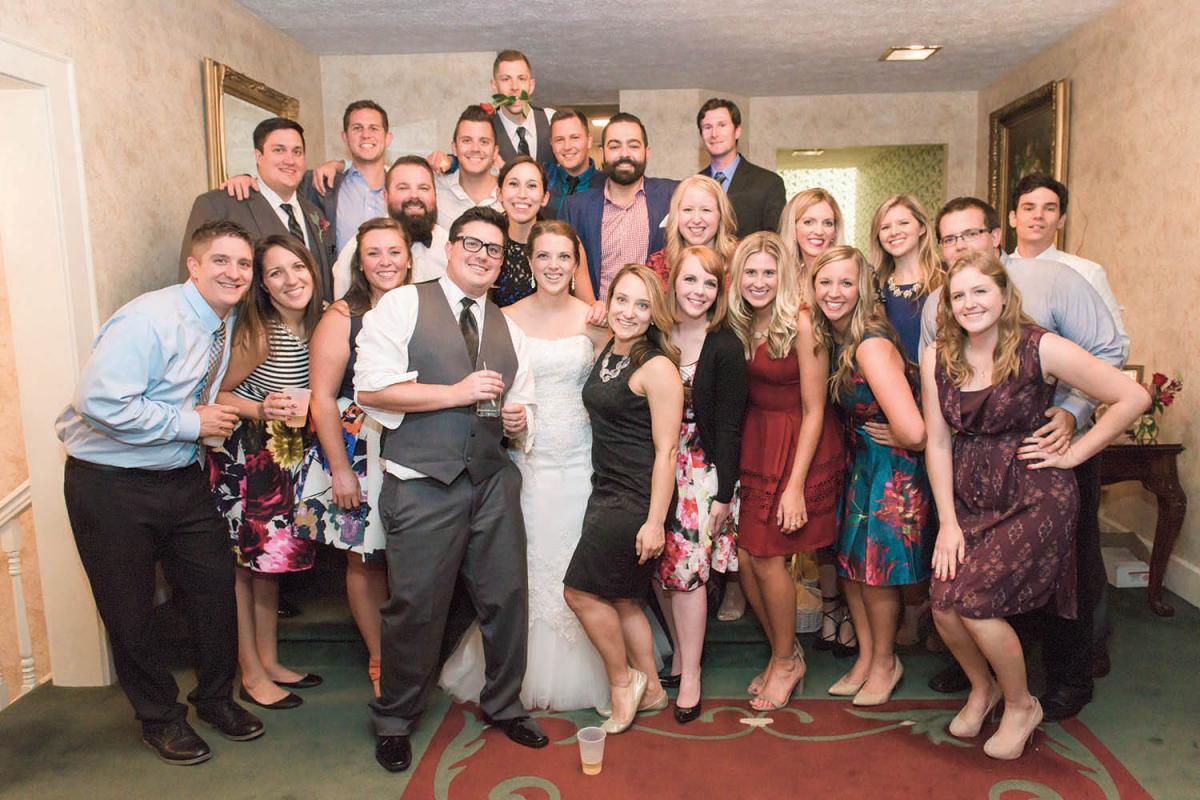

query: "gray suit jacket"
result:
(178, 189), (335, 301)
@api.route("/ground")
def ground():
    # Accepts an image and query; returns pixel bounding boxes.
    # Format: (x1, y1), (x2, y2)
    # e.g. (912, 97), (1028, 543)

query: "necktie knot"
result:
(566, 175), (581, 194)
(712, 171), (726, 185)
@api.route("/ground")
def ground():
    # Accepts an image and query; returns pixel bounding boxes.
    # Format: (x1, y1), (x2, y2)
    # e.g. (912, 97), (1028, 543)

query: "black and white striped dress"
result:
(208, 319), (317, 574)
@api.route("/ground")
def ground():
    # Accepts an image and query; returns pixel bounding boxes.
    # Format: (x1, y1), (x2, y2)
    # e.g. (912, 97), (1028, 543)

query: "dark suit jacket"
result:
(560, 176), (678, 295)
(702, 155), (786, 237)
(178, 188), (335, 301)
(299, 168), (346, 239)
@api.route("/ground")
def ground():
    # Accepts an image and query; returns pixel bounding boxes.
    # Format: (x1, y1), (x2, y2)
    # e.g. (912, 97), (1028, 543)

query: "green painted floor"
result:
(1, 584), (1196, 799)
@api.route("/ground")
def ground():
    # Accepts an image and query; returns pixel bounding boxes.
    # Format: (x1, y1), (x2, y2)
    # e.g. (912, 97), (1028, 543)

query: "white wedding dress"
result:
(439, 335), (609, 711)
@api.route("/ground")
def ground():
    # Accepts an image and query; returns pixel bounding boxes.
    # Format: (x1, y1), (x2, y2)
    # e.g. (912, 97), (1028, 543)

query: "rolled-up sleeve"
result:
(1050, 268), (1127, 427)
(353, 286), (419, 429)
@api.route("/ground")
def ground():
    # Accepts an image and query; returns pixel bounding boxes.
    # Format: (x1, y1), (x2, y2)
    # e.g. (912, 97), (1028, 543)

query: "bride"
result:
(440, 219), (610, 711)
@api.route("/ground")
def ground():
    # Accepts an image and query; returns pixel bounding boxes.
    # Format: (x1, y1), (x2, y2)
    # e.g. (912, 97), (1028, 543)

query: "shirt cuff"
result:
(177, 409), (201, 442)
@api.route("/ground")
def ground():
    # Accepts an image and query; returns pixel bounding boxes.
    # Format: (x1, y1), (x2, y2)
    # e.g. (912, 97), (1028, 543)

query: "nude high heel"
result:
(983, 698), (1043, 760)
(948, 681), (1003, 739)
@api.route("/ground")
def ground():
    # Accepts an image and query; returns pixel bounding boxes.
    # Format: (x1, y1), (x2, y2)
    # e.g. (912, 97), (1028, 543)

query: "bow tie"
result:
(413, 233), (433, 248)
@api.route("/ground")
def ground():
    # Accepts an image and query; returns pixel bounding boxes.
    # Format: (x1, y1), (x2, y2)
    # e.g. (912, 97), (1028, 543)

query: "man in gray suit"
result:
(179, 117), (334, 300)
(354, 206), (547, 773)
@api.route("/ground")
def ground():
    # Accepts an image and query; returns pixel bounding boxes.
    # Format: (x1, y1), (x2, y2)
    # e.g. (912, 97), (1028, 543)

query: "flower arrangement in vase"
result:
(1130, 372), (1182, 445)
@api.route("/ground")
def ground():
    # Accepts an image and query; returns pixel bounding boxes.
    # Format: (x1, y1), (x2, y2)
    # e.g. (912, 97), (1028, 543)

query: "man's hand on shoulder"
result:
(312, 160), (345, 196)
(219, 174), (259, 201)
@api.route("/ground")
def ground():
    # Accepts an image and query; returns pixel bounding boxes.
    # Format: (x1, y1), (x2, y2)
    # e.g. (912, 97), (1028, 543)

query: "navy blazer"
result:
(561, 176), (678, 295)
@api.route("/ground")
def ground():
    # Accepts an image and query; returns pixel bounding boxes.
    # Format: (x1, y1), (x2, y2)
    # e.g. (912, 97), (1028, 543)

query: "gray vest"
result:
(381, 281), (518, 485)
(493, 106), (553, 169)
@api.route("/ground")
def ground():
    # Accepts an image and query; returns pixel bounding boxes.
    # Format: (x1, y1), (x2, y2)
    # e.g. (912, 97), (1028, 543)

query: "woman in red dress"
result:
(727, 231), (845, 711)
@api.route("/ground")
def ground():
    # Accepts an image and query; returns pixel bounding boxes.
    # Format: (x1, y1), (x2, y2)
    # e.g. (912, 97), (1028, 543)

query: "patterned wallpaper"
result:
(779, 144), (946, 251)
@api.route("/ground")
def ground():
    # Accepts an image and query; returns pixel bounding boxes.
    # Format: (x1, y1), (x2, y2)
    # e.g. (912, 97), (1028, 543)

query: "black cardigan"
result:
(691, 326), (749, 503)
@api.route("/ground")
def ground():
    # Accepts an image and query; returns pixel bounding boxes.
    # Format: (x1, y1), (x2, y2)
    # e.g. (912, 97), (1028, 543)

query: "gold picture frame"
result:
(987, 79), (1069, 253)
(202, 57), (299, 189)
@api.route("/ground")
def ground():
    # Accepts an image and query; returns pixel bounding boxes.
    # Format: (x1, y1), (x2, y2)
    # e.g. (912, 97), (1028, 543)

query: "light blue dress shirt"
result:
(709, 153), (742, 192)
(55, 281), (235, 469)
(335, 164), (387, 251)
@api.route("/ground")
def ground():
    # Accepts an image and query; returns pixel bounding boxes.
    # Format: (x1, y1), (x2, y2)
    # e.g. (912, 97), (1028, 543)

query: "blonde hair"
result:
(868, 193), (944, 296)
(779, 188), (844, 300)
(727, 232), (800, 360)
(607, 264), (681, 367)
(936, 250), (1035, 388)
(666, 245), (728, 332)
(663, 175), (738, 269)
(808, 246), (904, 400)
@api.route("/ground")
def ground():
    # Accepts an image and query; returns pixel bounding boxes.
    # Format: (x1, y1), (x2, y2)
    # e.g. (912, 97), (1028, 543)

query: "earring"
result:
(570, 275), (576, 293)
(530, 273), (537, 290)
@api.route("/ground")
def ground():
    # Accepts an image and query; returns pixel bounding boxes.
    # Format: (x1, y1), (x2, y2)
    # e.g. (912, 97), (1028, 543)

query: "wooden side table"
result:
(1098, 443), (1187, 616)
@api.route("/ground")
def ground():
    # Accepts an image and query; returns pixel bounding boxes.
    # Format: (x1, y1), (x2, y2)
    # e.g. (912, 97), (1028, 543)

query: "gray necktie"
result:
(459, 297), (479, 365)
(516, 126), (531, 157)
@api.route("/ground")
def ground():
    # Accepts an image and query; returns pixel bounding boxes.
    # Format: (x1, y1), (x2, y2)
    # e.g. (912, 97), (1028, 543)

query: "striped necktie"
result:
(280, 202), (305, 242)
(197, 320), (227, 404)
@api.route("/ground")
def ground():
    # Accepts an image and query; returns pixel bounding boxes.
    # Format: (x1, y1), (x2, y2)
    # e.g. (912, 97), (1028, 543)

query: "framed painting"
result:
(987, 79), (1069, 253)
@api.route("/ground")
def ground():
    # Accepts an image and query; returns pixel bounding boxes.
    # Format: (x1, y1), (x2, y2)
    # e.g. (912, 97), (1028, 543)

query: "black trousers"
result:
(64, 457), (237, 727)
(1039, 453), (1104, 692)
(370, 466), (528, 736)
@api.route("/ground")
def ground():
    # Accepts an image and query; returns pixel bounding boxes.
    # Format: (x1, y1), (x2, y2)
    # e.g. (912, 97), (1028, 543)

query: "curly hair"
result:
(808, 246), (904, 400)
(936, 250), (1035, 388)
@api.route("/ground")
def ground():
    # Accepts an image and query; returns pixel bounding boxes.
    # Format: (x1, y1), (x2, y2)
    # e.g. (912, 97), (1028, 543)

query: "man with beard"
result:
(561, 112), (677, 300)
(331, 155), (449, 298)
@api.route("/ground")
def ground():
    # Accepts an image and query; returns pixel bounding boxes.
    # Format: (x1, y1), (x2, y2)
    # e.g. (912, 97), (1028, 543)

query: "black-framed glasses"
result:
(939, 228), (991, 247)
(454, 235), (504, 260)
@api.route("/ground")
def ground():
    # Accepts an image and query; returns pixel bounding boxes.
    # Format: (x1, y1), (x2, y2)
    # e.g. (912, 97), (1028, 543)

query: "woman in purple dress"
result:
(922, 251), (1147, 759)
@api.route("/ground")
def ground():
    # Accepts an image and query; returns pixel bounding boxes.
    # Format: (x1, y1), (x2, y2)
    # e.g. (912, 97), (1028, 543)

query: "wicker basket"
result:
(795, 584), (823, 634)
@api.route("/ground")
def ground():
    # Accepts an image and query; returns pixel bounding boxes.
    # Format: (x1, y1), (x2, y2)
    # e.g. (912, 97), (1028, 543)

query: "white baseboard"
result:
(1099, 512), (1200, 611)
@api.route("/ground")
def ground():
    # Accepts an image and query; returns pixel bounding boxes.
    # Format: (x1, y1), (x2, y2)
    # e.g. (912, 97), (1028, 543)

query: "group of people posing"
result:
(57, 48), (1147, 774)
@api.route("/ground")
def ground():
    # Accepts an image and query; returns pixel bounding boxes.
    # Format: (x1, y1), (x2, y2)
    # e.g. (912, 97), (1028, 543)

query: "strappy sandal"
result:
(750, 642), (806, 711)
(814, 594), (843, 652)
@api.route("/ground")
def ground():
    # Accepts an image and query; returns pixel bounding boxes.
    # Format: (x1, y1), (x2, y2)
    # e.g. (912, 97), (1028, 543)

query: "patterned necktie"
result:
(280, 202), (305, 242)
(516, 126), (531, 157)
(459, 298), (479, 365)
(712, 171), (727, 190)
(197, 320), (227, 404)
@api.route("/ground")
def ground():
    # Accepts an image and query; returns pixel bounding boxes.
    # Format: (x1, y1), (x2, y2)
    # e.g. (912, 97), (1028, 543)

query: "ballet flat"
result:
(601, 669), (648, 735)
(852, 656), (904, 706)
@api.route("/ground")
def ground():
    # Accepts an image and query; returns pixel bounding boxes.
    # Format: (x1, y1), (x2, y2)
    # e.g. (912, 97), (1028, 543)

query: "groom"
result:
(354, 205), (547, 772)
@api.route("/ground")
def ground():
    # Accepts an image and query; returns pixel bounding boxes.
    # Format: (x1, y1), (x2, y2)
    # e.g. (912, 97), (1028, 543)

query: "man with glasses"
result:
(919, 196), (1127, 723)
(353, 206), (546, 772)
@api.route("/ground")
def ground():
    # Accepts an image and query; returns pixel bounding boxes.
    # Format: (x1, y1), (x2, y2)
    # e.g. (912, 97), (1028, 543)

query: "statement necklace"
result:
(599, 351), (632, 383)
(885, 276), (922, 300)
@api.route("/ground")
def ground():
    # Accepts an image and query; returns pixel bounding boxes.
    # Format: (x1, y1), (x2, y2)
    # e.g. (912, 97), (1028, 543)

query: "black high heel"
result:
(674, 699), (702, 724)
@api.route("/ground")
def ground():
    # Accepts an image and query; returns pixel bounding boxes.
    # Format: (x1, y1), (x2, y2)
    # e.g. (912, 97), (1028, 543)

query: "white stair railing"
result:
(0, 480), (34, 710)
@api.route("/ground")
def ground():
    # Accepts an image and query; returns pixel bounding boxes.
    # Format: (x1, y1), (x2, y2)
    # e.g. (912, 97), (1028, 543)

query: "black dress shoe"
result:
(928, 662), (971, 694)
(142, 720), (212, 765)
(674, 699), (702, 724)
(376, 735), (412, 772)
(658, 671), (682, 689)
(1040, 685), (1092, 722)
(239, 686), (303, 710)
(275, 673), (323, 689)
(197, 699), (266, 740)
(481, 714), (549, 748)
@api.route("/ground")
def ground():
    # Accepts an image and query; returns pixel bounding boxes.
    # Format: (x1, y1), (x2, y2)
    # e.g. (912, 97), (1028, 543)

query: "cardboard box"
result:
(1102, 547), (1150, 588)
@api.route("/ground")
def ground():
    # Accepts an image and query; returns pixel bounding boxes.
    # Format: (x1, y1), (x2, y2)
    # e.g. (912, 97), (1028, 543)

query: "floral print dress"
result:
(208, 321), (316, 574)
(834, 335), (933, 586)
(657, 363), (738, 591)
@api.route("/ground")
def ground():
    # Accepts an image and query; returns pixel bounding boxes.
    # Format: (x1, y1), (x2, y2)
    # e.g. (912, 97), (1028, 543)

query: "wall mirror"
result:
(202, 57), (299, 189)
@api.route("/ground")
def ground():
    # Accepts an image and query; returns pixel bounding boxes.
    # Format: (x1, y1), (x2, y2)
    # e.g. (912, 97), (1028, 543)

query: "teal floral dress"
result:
(834, 335), (933, 586)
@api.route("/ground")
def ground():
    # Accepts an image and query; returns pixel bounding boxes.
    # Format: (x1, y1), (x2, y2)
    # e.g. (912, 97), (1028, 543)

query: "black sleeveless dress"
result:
(564, 342), (661, 599)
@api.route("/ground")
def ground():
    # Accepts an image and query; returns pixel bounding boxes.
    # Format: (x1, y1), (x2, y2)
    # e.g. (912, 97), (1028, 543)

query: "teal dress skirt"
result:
(834, 339), (933, 586)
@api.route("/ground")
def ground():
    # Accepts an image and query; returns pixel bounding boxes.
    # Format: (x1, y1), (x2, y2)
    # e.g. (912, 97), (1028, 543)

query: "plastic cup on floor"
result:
(577, 726), (606, 775)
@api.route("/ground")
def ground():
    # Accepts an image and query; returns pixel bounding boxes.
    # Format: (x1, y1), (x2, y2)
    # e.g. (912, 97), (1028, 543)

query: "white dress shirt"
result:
(257, 178), (311, 250)
(331, 224), (449, 299)
(495, 105), (556, 162)
(435, 171), (503, 230)
(353, 273), (535, 479)
(1012, 243), (1129, 354)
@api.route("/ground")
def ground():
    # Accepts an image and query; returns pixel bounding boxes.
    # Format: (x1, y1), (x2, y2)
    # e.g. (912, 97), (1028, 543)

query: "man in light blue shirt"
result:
(57, 220), (263, 765)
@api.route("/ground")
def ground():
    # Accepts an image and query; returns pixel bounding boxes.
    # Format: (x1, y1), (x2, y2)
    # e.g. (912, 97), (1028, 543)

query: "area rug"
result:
(400, 699), (1150, 799)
